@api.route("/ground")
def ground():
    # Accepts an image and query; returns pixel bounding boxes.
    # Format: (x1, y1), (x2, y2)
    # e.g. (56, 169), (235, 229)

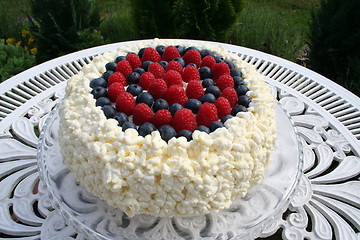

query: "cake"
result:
(58, 39), (276, 217)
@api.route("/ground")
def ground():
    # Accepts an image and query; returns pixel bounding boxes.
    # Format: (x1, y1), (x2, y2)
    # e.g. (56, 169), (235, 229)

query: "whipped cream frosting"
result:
(58, 39), (276, 217)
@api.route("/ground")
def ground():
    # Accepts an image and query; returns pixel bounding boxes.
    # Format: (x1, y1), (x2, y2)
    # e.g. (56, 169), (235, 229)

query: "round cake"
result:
(58, 39), (276, 217)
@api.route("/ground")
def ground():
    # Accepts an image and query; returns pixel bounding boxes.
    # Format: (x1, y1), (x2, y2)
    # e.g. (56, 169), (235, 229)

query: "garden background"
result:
(1, 0), (359, 96)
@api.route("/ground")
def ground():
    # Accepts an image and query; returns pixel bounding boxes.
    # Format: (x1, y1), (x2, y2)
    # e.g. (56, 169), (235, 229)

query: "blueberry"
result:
(96, 97), (111, 107)
(210, 121), (224, 132)
(175, 45), (185, 56)
(169, 103), (183, 116)
(134, 67), (145, 75)
(159, 125), (176, 142)
(214, 56), (224, 63)
(221, 114), (233, 124)
(105, 62), (117, 72)
(127, 84), (143, 96)
(231, 69), (242, 78)
(202, 78), (214, 88)
(235, 85), (249, 96)
(113, 112), (129, 126)
(90, 78), (107, 88)
(184, 99), (202, 114)
(231, 105), (247, 116)
(173, 57), (185, 67)
(138, 122), (156, 137)
(142, 61), (153, 71)
(200, 93), (216, 103)
(91, 86), (108, 99)
(225, 60), (235, 70)
(199, 66), (212, 80)
(153, 99), (169, 112)
(184, 46), (199, 53)
(136, 92), (154, 107)
(115, 56), (126, 63)
(200, 49), (214, 58)
(138, 48), (146, 58)
(159, 60), (168, 69)
(196, 125), (210, 134)
(156, 45), (166, 55)
(176, 129), (193, 141)
(238, 95), (251, 107)
(101, 105), (117, 119)
(122, 121), (137, 130)
(126, 72), (141, 85)
(233, 76), (244, 88)
(186, 63), (197, 68)
(102, 70), (114, 81)
(205, 86), (221, 98)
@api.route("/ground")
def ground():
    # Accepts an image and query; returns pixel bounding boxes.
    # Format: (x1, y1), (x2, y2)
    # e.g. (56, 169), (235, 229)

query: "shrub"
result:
(0, 39), (36, 82)
(308, 0), (360, 96)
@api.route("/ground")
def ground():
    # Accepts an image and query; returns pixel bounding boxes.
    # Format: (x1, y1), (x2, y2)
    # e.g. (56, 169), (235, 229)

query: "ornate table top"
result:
(0, 39), (359, 240)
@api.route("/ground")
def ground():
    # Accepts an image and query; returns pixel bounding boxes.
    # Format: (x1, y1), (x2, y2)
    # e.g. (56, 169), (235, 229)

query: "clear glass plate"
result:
(37, 102), (303, 240)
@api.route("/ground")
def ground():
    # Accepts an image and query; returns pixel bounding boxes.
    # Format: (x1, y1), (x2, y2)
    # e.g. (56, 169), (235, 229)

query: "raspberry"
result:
(108, 82), (125, 102)
(108, 72), (126, 86)
(182, 65), (200, 83)
(162, 46), (181, 62)
(141, 47), (161, 63)
(186, 80), (204, 100)
(196, 102), (218, 127)
(148, 78), (168, 99)
(166, 60), (183, 73)
(126, 53), (142, 70)
(115, 92), (135, 116)
(220, 87), (238, 107)
(163, 70), (182, 87)
(212, 62), (230, 81)
(215, 97), (231, 119)
(216, 75), (234, 91)
(201, 55), (216, 69)
(151, 109), (172, 128)
(132, 103), (153, 126)
(165, 85), (188, 106)
(171, 108), (197, 132)
(138, 72), (155, 90)
(183, 49), (202, 67)
(116, 60), (133, 77)
(148, 62), (164, 78)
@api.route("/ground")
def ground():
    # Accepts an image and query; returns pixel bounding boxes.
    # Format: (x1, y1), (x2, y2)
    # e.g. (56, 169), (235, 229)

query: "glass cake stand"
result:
(37, 102), (303, 240)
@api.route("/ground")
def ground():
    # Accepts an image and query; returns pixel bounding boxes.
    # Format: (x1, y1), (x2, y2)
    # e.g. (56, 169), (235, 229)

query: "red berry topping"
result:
(212, 62), (230, 81)
(116, 60), (133, 77)
(133, 103), (154, 126)
(141, 47), (161, 62)
(216, 75), (234, 91)
(163, 70), (182, 87)
(126, 53), (142, 70)
(171, 108), (197, 132)
(115, 92), (135, 115)
(215, 97), (231, 119)
(220, 87), (238, 107)
(182, 65), (200, 83)
(108, 72), (126, 86)
(138, 72), (155, 90)
(148, 62), (164, 78)
(166, 60), (183, 73)
(148, 78), (168, 99)
(201, 55), (216, 69)
(165, 85), (188, 106)
(196, 102), (218, 127)
(108, 82), (125, 102)
(186, 80), (204, 100)
(151, 109), (172, 128)
(162, 46), (181, 62)
(183, 49), (202, 67)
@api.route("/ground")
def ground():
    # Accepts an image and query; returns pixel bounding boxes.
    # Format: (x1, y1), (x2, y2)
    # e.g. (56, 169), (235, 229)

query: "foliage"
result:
(0, 39), (36, 82)
(308, 0), (360, 96)
(6, 30), (38, 56)
(29, 0), (105, 62)
(0, 0), (30, 39)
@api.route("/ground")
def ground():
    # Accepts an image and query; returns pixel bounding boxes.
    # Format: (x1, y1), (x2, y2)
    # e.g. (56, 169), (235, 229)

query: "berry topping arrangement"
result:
(89, 45), (251, 142)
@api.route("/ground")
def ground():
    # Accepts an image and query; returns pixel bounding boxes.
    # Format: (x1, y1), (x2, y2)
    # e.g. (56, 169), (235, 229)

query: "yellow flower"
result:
(30, 47), (38, 55)
(6, 37), (16, 45)
(24, 46), (29, 52)
(15, 41), (21, 46)
(28, 37), (35, 45)
(22, 29), (29, 38)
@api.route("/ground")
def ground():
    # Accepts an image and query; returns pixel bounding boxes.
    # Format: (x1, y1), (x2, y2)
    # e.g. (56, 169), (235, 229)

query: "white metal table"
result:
(0, 39), (359, 240)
